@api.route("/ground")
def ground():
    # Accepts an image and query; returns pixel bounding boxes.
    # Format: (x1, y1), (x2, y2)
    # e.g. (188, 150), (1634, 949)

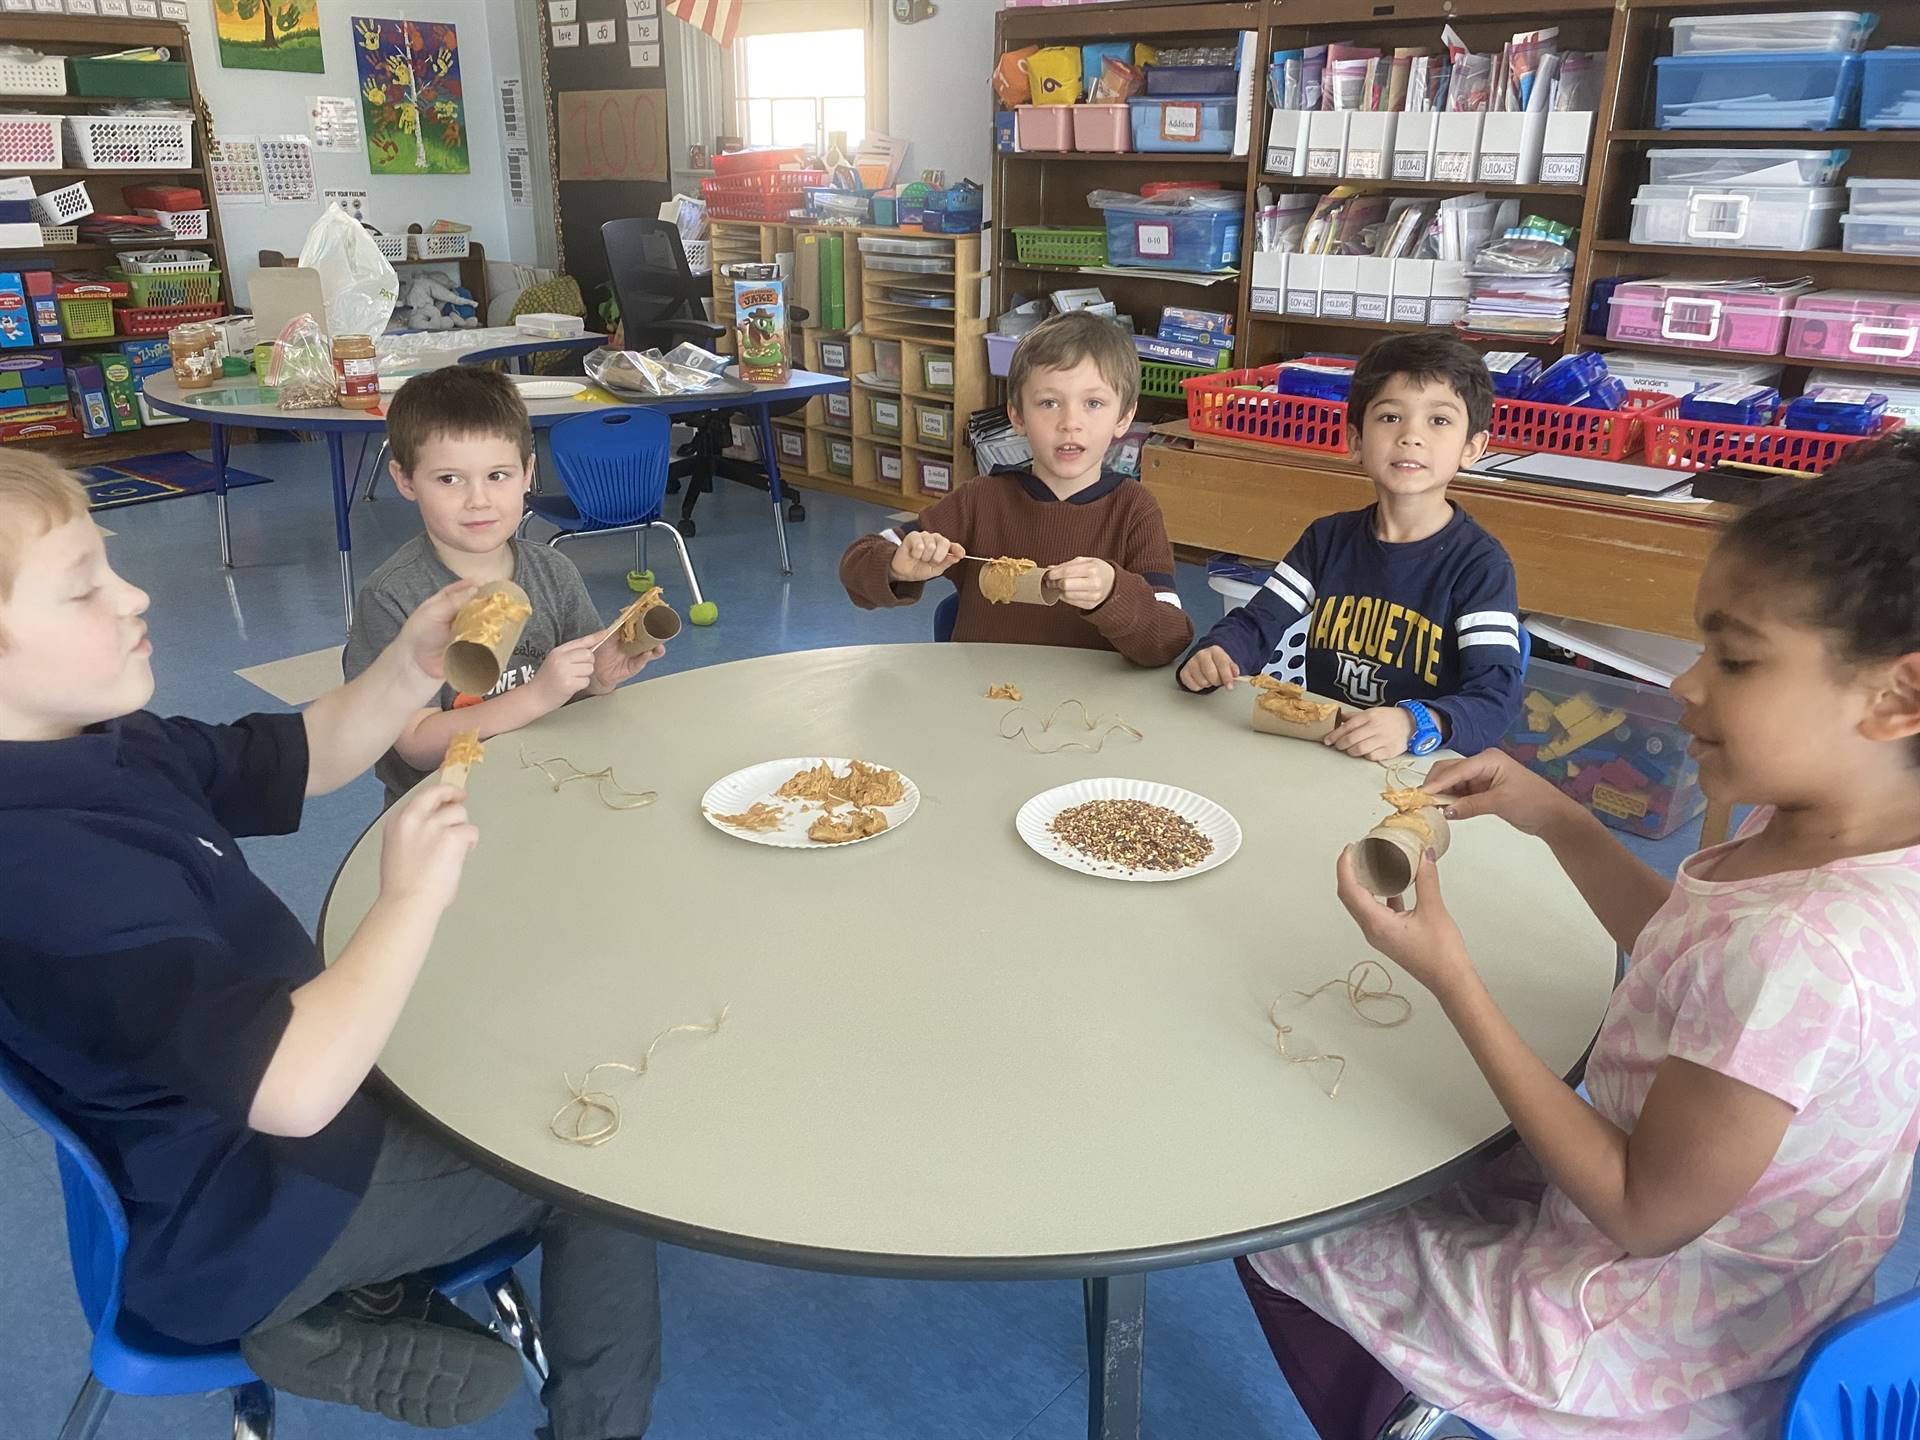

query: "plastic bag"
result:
(584, 346), (739, 399)
(1028, 47), (1082, 106)
(297, 203), (399, 338)
(264, 314), (338, 411)
(1089, 57), (1144, 104)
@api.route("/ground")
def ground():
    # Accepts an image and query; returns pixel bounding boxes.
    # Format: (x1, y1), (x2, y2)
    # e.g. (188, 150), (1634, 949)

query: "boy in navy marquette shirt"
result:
(0, 454), (660, 1439)
(1179, 334), (1523, 759)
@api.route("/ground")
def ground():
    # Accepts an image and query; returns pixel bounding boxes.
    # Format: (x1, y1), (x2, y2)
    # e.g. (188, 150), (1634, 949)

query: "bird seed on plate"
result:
(1047, 799), (1214, 873)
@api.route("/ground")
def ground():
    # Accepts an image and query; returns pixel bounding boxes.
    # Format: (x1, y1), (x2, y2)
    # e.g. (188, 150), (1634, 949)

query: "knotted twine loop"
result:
(1268, 961), (1413, 1099)
(519, 745), (657, 810)
(550, 1006), (731, 1147)
(998, 698), (1144, 755)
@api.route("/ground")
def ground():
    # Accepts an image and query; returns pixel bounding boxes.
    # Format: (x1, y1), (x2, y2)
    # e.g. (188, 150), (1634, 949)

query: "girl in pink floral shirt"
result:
(1242, 437), (1920, 1439)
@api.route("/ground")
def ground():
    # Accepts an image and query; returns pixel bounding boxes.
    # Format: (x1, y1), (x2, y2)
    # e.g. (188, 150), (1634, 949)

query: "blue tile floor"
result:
(0, 438), (1913, 1440)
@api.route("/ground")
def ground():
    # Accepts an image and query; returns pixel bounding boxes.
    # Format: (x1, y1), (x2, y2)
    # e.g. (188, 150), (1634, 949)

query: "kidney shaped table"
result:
(319, 643), (1618, 1440)
(143, 344), (850, 632)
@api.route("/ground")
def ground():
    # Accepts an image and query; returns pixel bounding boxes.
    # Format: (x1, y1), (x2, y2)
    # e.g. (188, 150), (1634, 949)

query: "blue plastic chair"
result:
(0, 1052), (548, 1440)
(521, 407), (713, 622)
(933, 591), (960, 642)
(1378, 1281), (1920, 1440)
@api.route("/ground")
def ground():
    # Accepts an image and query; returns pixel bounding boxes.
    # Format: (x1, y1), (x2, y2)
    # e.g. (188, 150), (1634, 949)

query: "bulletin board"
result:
(537, 0), (672, 319)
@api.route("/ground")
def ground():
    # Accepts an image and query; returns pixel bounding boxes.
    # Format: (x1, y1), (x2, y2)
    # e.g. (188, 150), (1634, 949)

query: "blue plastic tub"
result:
(1862, 51), (1920, 130)
(1654, 52), (1863, 131)
(1103, 205), (1242, 271)
(1128, 95), (1234, 153)
(1144, 64), (1237, 96)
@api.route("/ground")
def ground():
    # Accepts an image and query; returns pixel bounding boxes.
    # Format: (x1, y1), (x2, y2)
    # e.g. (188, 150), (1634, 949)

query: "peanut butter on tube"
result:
(613, 586), (682, 657)
(444, 581), (533, 697)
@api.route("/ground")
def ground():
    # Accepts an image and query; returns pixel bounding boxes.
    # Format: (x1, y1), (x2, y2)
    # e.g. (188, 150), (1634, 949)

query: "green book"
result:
(823, 233), (845, 332)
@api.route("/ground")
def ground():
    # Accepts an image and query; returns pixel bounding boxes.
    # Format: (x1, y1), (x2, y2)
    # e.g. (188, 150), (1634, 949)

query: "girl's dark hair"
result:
(1721, 430), (1920, 674)
(1347, 333), (1494, 437)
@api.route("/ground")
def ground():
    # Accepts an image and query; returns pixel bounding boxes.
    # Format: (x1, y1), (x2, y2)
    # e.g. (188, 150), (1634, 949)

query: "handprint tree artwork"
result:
(352, 16), (471, 176)
(214, 0), (323, 73)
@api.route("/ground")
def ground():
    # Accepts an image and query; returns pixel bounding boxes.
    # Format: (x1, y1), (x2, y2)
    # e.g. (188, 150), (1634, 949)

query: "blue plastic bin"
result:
(1654, 52), (1863, 131)
(1862, 51), (1920, 130)
(1103, 205), (1242, 271)
(1128, 95), (1234, 153)
(1144, 64), (1237, 96)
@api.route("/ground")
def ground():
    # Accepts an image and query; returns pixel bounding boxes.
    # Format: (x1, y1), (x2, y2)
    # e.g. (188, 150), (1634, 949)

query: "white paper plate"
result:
(511, 378), (588, 399)
(1015, 778), (1241, 883)
(702, 757), (920, 850)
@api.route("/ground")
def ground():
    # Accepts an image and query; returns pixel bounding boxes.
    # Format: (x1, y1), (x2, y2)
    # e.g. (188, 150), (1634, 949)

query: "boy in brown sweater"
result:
(839, 311), (1193, 667)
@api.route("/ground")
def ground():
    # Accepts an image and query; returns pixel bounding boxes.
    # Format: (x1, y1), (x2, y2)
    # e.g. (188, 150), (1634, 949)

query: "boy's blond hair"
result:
(0, 451), (88, 606)
(1006, 311), (1140, 416)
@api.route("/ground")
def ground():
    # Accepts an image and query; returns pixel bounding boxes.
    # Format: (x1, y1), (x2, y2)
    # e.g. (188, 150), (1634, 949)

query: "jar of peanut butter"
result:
(332, 333), (378, 409)
(168, 322), (219, 390)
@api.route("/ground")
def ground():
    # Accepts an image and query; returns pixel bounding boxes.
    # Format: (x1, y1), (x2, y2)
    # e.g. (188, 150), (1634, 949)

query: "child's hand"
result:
(1424, 751), (1575, 837)
(1335, 847), (1471, 999)
(529, 633), (600, 712)
(379, 784), (478, 914)
(1050, 557), (1115, 610)
(588, 631), (664, 695)
(396, 579), (479, 681)
(1328, 705), (1414, 761)
(889, 531), (966, 583)
(1179, 645), (1241, 691)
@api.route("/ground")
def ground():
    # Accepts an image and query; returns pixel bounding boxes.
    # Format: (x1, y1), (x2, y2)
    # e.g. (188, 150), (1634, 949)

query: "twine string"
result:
(997, 698), (1144, 755)
(519, 746), (658, 810)
(1268, 961), (1414, 1099)
(549, 1006), (731, 1147)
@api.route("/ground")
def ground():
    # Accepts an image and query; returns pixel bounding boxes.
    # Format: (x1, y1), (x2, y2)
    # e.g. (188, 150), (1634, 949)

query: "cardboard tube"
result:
(1352, 807), (1450, 898)
(1249, 683), (1341, 742)
(444, 581), (532, 697)
(616, 587), (682, 657)
(439, 731), (484, 790)
(978, 558), (1060, 606)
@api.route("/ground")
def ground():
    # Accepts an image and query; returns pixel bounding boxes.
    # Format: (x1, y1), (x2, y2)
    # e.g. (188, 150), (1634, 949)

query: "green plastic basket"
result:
(56, 297), (114, 340)
(1139, 352), (1231, 401)
(109, 267), (221, 308)
(66, 57), (191, 100)
(1011, 227), (1107, 267)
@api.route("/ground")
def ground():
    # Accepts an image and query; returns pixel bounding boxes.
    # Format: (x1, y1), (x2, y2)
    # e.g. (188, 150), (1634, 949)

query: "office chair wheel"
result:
(689, 601), (719, 627)
(787, 501), (806, 522)
(680, 518), (696, 538)
(626, 569), (655, 593)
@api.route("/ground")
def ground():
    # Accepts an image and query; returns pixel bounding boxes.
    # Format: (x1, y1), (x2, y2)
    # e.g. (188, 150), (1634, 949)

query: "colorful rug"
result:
(81, 453), (273, 513)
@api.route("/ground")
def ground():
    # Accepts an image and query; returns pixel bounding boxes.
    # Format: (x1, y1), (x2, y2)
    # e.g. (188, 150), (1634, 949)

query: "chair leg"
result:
(483, 1269), (551, 1399)
(1376, 1395), (1457, 1440)
(648, 521), (705, 608)
(361, 441), (388, 503)
(55, 1375), (111, 1440)
(231, 1381), (275, 1440)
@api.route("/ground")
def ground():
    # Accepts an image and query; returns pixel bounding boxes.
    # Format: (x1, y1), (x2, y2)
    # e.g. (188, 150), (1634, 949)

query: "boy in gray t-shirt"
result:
(341, 368), (664, 802)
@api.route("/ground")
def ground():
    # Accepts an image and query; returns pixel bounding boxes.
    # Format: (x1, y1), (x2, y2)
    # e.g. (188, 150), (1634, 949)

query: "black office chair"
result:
(599, 217), (807, 536)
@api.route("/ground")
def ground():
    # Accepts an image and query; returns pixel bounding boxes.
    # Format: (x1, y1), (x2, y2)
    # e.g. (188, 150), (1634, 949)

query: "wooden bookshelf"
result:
(0, 12), (241, 465)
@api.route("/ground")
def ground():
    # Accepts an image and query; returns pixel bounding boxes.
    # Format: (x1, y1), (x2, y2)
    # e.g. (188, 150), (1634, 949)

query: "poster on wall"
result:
(322, 187), (369, 223)
(260, 135), (317, 205)
(351, 17), (470, 176)
(210, 135), (266, 203)
(214, 0), (325, 73)
(307, 96), (363, 153)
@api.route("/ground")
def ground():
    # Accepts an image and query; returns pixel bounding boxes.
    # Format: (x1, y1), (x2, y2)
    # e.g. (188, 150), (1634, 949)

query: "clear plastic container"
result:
(1814, 368), (1920, 428)
(1603, 351), (1783, 396)
(864, 255), (954, 274)
(1144, 64), (1237, 95)
(1629, 183), (1843, 250)
(1606, 278), (1802, 356)
(1668, 11), (1875, 56)
(1103, 205), (1243, 271)
(858, 236), (950, 256)
(1844, 176), (1920, 216)
(1654, 52), (1864, 130)
(1127, 95), (1234, 154)
(1862, 50), (1920, 130)
(1787, 290), (1920, 369)
(1841, 214), (1920, 255)
(1072, 104), (1132, 152)
(1646, 147), (1848, 186)
(1782, 385), (1888, 434)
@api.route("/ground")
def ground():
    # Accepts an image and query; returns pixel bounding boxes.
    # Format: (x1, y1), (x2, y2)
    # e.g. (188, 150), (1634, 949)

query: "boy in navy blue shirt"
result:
(1179, 334), (1523, 760)
(0, 454), (660, 1439)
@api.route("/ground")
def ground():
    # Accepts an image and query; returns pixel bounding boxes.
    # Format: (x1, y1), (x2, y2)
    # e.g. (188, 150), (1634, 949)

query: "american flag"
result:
(666, 0), (742, 49)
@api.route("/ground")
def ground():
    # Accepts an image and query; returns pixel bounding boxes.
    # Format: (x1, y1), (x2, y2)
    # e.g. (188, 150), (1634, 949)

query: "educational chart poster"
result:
(214, 0), (324, 73)
(352, 16), (471, 176)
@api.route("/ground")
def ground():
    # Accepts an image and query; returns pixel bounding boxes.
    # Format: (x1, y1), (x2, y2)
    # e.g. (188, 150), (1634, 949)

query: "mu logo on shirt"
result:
(1310, 593), (1446, 705)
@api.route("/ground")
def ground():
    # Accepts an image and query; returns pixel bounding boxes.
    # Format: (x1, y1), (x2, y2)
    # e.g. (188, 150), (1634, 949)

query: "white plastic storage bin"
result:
(1602, 351), (1783, 397)
(1841, 215), (1920, 256)
(1862, 50), (1920, 129)
(136, 206), (208, 241)
(0, 115), (62, 170)
(1646, 148), (1847, 186)
(408, 231), (470, 260)
(370, 231), (407, 263)
(1668, 11), (1875, 56)
(1629, 184), (1843, 250)
(28, 180), (91, 226)
(0, 52), (66, 96)
(1845, 176), (1920, 217)
(64, 113), (192, 169)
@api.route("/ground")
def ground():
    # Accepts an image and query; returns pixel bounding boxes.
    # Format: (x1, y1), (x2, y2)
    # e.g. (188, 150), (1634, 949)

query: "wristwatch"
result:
(1398, 700), (1444, 757)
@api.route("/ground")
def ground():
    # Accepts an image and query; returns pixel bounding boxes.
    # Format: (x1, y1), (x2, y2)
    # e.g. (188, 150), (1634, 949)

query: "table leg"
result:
(211, 423), (233, 569)
(1700, 797), (1734, 849)
(754, 407), (793, 577)
(1082, 1275), (1145, 1440)
(326, 431), (355, 632)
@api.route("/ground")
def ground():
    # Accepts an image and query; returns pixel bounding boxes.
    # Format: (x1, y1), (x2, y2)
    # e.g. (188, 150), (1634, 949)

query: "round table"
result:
(142, 351), (848, 630)
(320, 643), (1617, 1440)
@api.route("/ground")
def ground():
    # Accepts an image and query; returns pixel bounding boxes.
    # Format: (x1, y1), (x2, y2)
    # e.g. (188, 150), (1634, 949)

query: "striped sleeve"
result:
(839, 490), (967, 612)
(1180, 525), (1322, 686)
(1429, 545), (1524, 755)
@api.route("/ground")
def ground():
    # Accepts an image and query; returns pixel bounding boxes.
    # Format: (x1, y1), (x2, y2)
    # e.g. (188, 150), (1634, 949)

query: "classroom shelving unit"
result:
(0, 11), (239, 465)
(708, 219), (988, 514)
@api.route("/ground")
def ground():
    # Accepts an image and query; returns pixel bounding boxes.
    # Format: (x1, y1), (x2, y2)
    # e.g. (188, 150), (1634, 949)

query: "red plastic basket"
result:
(699, 168), (826, 222)
(1489, 390), (1681, 461)
(1643, 411), (1903, 474)
(711, 146), (808, 176)
(115, 301), (225, 337)
(1181, 364), (1349, 454)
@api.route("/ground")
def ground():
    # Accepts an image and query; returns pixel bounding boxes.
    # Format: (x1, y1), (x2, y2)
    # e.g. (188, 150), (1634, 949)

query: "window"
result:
(735, 27), (867, 152)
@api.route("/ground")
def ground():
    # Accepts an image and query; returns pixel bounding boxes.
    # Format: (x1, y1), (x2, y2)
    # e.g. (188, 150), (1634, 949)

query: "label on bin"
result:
(1306, 148), (1341, 177)
(1159, 104), (1201, 143)
(1134, 222), (1172, 259)
(1479, 151), (1520, 184)
(880, 453), (903, 481)
(1541, 153), (1585, 185)
(925, 357), (955, 388)
(1392, 151), (1430, 181)
(1265, 146), (1296, 173)
(1348, 149), (1384, 180)
(921, 461), (951, 492)
(826, 392), (851, 420)
(1591, 784), (1650, 821)
(874, 399), (900, 429)
(778, 429), (806, 459)
(1250, 288), (1281, 314)
(1434, 149), (1474, 183)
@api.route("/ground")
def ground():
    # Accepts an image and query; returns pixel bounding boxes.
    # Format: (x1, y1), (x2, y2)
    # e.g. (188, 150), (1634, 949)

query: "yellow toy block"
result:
(1523, 692), (1555, 730)
(1552, 694), (1597, 730)
(1539, 707), (1627, 761)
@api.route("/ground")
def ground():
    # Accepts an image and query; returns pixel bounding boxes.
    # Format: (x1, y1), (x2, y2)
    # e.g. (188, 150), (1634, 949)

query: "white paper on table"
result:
(1476, 450), (1695, 497)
